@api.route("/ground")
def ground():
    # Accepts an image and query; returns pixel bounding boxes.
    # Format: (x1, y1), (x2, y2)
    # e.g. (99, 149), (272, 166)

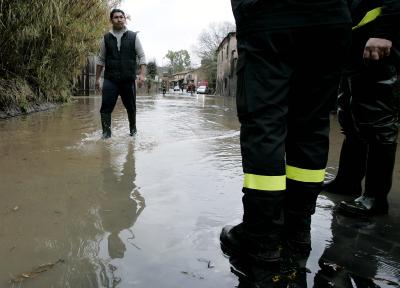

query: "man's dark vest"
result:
(104, 31), (137, 82)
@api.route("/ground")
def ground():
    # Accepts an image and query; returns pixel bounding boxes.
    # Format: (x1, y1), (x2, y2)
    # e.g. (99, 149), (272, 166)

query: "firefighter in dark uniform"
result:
(220, 0), (352, 263)
(324, 0), (400, 217)
(95, 9), (146, 138)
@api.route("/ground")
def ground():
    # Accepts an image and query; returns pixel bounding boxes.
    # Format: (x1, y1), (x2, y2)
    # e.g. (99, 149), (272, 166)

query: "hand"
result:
(138, 74), (145, 88)
(363, 38), (392, 61)
(95, 79), (101, 93)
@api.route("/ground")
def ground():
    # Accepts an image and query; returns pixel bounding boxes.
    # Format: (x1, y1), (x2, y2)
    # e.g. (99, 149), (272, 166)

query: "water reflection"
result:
(99, 142), (145, 260)
(226, 250), (310, 288)
(315, 206), (400, 287)
(223, 192), (400, 288)
(1, 96), (399, 287)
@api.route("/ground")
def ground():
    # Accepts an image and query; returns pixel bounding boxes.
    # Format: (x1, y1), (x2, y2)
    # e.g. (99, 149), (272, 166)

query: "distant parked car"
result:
(173, 85), (180, 91)
(196, 85), (208, 94)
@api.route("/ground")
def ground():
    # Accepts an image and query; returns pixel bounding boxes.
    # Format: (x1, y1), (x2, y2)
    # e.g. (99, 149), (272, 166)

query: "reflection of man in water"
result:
(100, 142), (145, 259)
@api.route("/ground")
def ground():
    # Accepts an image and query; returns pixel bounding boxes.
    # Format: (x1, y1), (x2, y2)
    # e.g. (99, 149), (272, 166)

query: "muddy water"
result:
(0, 93), (399, 287)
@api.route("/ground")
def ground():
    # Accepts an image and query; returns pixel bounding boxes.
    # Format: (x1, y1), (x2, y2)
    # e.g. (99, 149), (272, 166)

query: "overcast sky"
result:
(120, 0), (235, 67)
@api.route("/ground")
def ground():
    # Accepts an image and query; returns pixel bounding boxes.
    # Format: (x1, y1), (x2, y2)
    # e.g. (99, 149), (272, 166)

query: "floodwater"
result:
(0, 92), (399, 288)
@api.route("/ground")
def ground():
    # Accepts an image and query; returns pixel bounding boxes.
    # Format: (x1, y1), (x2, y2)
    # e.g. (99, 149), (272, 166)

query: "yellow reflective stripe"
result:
(286, 165), (325, 183)
(244, 173), (286, 191)
(352, 7), (382, 30)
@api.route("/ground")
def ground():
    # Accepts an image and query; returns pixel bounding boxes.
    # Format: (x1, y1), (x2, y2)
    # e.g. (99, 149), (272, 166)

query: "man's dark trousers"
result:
(100, 78), (137, 136)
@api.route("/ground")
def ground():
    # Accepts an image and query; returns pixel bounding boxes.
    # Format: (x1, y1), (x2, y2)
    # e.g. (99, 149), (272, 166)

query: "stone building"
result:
(171, 70), (189, 88)
(170, 68), (208, 90)
(190, 68), (208, 88)
(216, 32), (237, 97)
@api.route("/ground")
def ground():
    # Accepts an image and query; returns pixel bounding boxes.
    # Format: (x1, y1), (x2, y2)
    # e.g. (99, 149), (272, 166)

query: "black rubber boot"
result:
(220, 189), (285, 264)
(284, 179), (321, 254)
(338, 195), (388, 217)
(339, 143), (397, 217)
(322, 137), (367, 196)
(101, 113), (112, 139)
(128, 111), (137, 136)
(365, 143), (397, 209)
(220, 224), (282, 264)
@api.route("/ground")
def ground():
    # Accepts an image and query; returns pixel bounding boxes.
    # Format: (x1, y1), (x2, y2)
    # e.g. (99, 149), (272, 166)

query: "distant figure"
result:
(181, 84), (184, 93)
(146, 79), (151, 95)
(220, 0), (351, 264)
(95, 8), (147, 138)
(189, 83), (194, 95)
(161, 81), (167, 96)
(324, 0), (400, 217)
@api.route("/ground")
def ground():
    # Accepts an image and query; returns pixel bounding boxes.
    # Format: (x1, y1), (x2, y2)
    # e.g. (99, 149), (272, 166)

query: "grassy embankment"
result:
(0, 0), (119, 117)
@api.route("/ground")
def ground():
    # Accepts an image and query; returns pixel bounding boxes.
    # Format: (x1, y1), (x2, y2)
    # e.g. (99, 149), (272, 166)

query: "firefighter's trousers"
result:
(236, 25), (351, 235)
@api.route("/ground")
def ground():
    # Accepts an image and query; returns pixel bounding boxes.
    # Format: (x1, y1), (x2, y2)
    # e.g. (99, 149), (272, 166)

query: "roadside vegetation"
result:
(0, 0), (120, 115)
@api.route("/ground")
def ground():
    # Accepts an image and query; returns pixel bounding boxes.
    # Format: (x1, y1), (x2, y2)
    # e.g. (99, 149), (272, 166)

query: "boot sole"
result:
(220, 240), (281, 264)
(337, 203), (388, 218)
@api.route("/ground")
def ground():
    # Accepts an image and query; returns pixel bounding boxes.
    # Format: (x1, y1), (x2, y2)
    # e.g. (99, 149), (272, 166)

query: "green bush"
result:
(0, 0), (120, 109)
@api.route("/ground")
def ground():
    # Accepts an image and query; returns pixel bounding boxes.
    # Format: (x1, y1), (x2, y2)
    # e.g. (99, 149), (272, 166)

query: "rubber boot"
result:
(284, 179), (321, 254)
(322, 137), (367, 196)
(128, 111), (137, 136)
(339, 143), (397, 216)
(101, 113), (112, 139)
(220, 188), (285, 264)
(365, 143), (397, 208)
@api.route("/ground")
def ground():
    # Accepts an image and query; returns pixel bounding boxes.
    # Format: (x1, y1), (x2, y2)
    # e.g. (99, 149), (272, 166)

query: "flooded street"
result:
(1, 92), (399, 287)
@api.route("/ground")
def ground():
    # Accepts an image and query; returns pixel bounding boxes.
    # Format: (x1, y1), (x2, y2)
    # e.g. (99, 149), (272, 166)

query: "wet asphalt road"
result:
(0, 91), (399, 287)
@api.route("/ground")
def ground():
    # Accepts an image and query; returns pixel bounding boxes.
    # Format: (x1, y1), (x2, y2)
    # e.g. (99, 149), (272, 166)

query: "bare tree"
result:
(108, 0), (122, 8)
(193, 22), (235, 89)
(194, 22), (236, 61)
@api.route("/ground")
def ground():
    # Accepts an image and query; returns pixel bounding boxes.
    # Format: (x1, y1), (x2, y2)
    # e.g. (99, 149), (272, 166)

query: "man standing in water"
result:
(220, 0), (351, 263)
(95, 8), (146, 138)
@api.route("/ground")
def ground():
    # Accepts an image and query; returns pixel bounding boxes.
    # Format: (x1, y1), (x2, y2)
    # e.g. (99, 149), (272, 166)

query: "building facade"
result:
(216, 32), (237, 97)
(170, 68), (208, 90)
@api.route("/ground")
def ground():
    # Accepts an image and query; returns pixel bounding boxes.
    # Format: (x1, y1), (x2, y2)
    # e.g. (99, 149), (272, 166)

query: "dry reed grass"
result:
(0, 0), (120, 110)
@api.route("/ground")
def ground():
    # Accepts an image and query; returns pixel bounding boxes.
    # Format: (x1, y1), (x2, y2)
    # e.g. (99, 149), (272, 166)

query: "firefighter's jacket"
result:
(230, 0), (351, 35)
